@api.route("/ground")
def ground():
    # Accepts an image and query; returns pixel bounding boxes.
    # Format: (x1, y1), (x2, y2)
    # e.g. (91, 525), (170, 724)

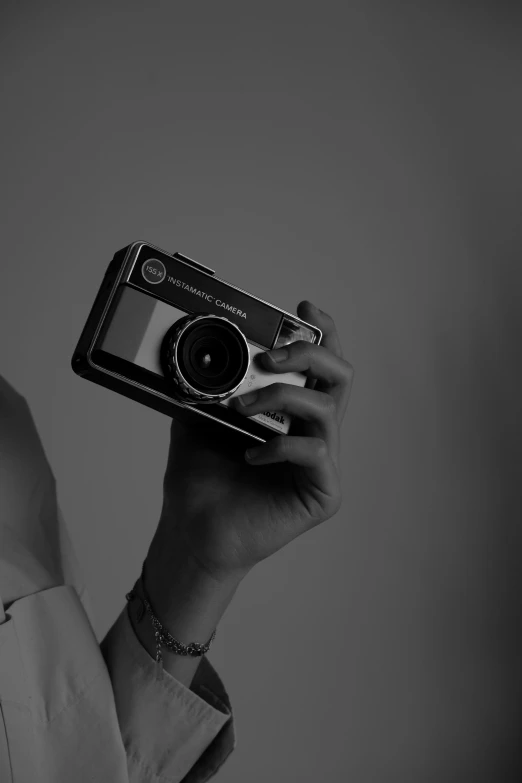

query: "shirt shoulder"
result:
(0, 374), (64, 613)
(0, 374), (53, 480)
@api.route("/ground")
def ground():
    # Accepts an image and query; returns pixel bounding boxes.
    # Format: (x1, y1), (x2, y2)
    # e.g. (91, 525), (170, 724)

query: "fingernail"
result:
(235, 390), (258, 406)
(265, 348), (288, 363)
(245, 446), (262, 461)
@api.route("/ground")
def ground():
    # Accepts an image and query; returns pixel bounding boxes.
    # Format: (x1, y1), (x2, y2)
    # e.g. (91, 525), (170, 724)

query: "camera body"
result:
(72, 241), (322, 443)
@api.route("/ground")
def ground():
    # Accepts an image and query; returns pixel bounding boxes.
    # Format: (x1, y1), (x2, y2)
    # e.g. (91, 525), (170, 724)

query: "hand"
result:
(150, 300), (354, 584)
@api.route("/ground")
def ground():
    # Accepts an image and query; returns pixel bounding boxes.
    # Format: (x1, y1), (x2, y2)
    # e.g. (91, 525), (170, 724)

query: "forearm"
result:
(128, 533), (243, 689)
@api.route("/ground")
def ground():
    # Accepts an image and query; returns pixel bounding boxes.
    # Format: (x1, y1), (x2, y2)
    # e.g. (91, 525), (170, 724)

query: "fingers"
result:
(296, 300), (344, 359)
(245, 435), (341, 517)
(232, 382), (338, 453)
(259, 339), (354, 422)
(261, 340), (353, 389)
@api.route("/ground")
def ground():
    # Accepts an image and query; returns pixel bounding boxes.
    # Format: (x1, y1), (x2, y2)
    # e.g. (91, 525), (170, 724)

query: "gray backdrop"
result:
(1, 2), (521, 781)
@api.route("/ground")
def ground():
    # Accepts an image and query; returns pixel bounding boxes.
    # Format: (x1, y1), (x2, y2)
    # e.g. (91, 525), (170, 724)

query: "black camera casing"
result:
(72, 241), (322, 444)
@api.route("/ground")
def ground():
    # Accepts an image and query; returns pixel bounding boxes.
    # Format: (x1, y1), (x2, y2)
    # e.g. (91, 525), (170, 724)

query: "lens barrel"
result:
(161, 313), (250, 403)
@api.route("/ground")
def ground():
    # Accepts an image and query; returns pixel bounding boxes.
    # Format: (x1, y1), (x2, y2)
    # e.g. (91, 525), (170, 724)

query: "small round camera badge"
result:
(141, 258), (166, 284)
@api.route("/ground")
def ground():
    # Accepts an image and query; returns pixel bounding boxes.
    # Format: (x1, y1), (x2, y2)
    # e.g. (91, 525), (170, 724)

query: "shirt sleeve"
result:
(0, 373), (236, 782)
(100, 597), (236, 783)
(0, 583), (235, 783)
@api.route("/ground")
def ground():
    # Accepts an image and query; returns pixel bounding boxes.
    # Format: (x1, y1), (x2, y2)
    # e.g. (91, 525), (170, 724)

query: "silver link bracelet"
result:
(126, 560), (216, 681)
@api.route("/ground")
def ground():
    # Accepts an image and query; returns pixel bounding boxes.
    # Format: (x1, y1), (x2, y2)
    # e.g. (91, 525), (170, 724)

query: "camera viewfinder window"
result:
(274, 317), (316, 349)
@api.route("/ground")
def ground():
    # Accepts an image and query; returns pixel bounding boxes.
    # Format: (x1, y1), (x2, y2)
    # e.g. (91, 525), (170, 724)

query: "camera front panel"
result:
(97, 285), (308, 435)
(73, 241), (322, 442)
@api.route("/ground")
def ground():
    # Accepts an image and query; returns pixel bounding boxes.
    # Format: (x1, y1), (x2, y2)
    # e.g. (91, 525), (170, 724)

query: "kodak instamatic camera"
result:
(72, 241), (322, 443)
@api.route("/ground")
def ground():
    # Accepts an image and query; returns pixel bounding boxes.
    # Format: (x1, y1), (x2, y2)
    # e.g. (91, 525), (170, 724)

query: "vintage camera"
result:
(72, 241), (322, 443)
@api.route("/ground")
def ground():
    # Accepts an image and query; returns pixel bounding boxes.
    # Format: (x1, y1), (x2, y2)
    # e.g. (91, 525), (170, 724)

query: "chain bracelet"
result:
(125, 560), (216, 681)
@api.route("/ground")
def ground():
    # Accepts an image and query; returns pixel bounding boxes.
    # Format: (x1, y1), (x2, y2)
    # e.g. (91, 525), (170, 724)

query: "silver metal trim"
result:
(173, 252), (215, 276)
(272, 317), (285, 351)
(86, 359), (267, 443)
(86, 241), (144, 361)
(171, 313), (250, 402)
(125, 241), (323, 347)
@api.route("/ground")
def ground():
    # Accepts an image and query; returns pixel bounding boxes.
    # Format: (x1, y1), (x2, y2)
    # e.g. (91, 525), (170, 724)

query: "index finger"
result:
(297, 300), (344, 359)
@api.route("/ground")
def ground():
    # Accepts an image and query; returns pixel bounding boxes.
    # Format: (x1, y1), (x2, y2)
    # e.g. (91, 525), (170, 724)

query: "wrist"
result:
(152, 504), (252, 588)
(128, 539), (244, 688)
(144, 535), (243, 643)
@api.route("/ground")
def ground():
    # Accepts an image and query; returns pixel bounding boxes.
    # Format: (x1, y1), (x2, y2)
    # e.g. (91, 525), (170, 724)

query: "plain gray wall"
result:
(1, 2), (521, 781)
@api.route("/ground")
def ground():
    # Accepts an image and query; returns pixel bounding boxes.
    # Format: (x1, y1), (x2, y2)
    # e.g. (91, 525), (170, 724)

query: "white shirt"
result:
(0, 374), (235, 782)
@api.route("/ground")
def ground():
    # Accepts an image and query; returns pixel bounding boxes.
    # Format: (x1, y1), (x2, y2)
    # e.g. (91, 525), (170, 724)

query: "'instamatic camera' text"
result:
(166, 276), (247, 319)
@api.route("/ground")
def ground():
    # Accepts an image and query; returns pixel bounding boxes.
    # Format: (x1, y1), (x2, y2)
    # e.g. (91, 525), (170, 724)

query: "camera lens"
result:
(190, 336), (230, 379)
(161, 314), (250, 401)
